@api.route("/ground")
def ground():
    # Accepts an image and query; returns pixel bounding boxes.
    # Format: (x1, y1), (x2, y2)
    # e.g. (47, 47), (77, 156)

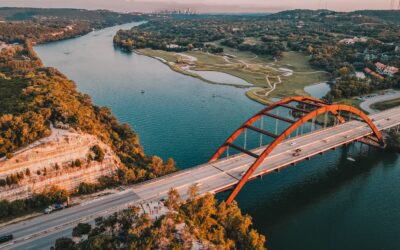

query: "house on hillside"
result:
(339, 37), (368, 45)
(364, 67), (384, 80)
(375, 62), (399, 77)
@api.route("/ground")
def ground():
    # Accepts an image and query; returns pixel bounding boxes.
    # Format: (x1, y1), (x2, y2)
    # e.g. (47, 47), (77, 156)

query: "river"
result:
(35, 22), (400, 250)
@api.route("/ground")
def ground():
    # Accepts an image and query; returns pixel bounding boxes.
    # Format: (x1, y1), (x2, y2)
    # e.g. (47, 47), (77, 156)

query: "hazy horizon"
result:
(0, 0), (397, 13)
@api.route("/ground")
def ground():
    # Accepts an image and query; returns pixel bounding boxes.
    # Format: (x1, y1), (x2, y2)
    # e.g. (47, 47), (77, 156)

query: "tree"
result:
(91, 145), (105, 162)
(74, 159), (82, 167)
(338, 66), (351, 76)
(307, 45), (314, 54)
(72, 223), (92, 237)
(165, 188), (181, 210)
(53, 237), (76, 250)
(6, 152), (13, 159)
(187, 184), (199, 201)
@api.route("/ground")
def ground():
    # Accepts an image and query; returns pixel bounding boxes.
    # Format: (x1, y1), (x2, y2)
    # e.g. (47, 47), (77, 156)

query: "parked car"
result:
(44, 202), (67, 214)
(44, 206), (53, 214)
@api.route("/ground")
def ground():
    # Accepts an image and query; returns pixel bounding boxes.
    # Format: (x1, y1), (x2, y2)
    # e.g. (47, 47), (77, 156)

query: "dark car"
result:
(0, 234), (13, 244)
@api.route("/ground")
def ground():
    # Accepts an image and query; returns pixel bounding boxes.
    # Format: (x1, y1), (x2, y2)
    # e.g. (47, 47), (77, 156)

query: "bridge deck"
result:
(2, 107), (400, 249)
(131, 107), (400, 200)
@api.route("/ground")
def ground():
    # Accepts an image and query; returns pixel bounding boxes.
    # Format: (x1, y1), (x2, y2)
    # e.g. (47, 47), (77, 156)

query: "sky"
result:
(0, 0), (395, 13)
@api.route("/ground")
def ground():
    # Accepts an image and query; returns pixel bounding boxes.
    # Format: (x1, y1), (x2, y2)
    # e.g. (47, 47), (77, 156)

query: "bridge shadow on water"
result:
(215, 143), (398, 226)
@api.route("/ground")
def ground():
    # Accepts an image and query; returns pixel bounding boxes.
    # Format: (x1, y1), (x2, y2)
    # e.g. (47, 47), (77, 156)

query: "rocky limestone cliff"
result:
(0, 126), (121, 201)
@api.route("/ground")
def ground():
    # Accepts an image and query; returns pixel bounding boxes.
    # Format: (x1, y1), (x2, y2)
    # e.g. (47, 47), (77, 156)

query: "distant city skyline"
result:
(0, 0), (397, 13)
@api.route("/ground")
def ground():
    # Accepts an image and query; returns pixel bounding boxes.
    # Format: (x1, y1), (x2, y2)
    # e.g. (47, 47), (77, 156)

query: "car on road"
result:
(44, 202), (67, 214)
(44, 206), (53, 214)
(0, 234), (13, 244)
(290, 142), (296, 146)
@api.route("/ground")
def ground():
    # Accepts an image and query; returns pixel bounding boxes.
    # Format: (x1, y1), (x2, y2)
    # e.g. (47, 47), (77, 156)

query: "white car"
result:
(290, 142), (296, 146)
(44, 206), (53, 214)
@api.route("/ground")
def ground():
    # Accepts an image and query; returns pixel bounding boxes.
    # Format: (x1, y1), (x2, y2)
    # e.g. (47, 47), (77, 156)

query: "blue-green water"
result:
(35, 23), (400, 250)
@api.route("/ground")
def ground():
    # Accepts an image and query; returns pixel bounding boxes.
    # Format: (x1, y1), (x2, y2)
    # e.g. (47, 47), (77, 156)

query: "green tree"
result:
(53, 237), (76, 250)
(72, 223), (92, 237)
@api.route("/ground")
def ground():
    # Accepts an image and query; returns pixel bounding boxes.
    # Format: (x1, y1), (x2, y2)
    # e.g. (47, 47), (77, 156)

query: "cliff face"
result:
(0, 126), (120, 201)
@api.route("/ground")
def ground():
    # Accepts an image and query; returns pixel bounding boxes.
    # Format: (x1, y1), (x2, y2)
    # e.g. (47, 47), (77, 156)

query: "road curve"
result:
(359, 90), (400, 114)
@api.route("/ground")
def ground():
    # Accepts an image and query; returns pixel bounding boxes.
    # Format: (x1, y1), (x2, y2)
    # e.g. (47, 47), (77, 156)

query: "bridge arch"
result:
(209, 96), (383, 204)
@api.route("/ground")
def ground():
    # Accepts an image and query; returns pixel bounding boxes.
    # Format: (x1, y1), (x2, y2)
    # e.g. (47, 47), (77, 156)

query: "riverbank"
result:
(135, 48), (329, 104)
(135, 49), (252, 88)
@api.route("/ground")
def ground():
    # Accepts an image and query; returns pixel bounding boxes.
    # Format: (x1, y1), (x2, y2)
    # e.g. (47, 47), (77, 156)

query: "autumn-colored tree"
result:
(165, 188), (181, 211)
(56, 194), (265, 249)
(307, 45), (314, 54)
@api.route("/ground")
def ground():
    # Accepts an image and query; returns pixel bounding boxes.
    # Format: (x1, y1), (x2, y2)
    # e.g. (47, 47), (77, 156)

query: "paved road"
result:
(359, 90), (400, 114)
(2, 107), (400, 250)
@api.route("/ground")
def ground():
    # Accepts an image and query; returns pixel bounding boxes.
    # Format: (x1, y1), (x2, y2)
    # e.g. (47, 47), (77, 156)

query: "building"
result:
(375, 62), (399, 77)
(364, 67), (384, 80)
(339, 37), (368, 45)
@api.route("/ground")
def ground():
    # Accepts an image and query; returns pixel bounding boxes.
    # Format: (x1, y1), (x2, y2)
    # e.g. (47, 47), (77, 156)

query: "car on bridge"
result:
(0, 234), (13, 244)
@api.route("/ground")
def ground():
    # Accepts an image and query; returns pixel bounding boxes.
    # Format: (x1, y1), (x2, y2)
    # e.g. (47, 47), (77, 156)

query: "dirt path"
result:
(263, 75), (282, 97)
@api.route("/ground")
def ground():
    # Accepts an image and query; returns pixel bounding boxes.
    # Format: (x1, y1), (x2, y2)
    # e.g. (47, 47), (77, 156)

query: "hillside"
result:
(0, 7), (147, 44)
(353, 10), (400, 24)
(267, 9), (400, 23)
(0, 7), (145, 24)
(0, 40), (175, 207)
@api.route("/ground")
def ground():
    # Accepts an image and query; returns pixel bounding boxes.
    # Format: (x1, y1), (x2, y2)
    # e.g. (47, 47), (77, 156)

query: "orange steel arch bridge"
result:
(208, 96), (386, 204)
(4, 96), (400, 248)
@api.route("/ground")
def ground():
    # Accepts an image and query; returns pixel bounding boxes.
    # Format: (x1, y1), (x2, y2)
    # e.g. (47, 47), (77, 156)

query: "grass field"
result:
(137, 46), (330, 103)
(371, 98), (400, 111)
(137, 48), (178, 62)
